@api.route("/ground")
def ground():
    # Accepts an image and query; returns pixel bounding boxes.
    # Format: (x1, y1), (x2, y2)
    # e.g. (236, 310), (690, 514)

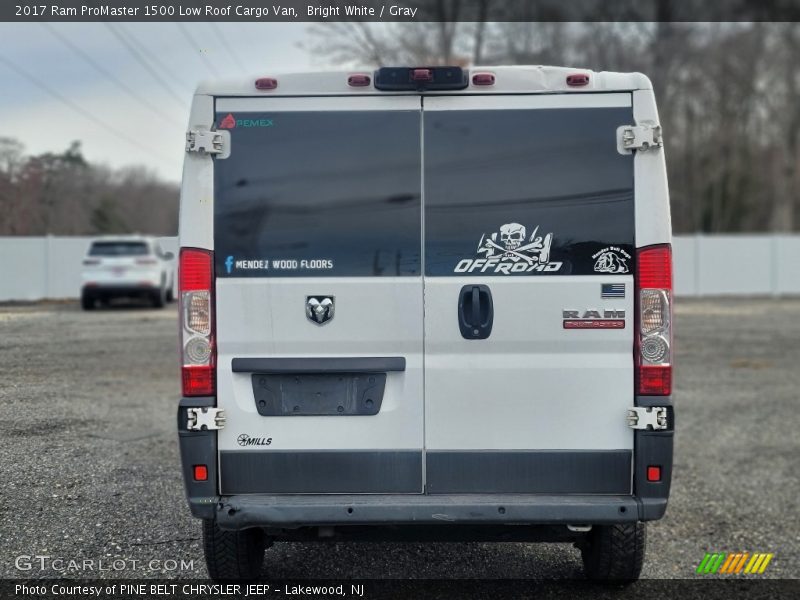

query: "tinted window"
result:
(214, 110), (421, 277)
(424, 107), (635, 276)
(89, 242), (149, 257)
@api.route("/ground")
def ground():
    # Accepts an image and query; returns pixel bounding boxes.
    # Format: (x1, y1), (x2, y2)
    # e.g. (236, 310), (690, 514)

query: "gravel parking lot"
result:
(0, 298), (798, 581)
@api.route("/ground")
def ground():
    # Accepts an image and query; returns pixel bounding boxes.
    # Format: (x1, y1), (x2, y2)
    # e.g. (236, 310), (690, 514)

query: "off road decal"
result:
(453, 222), (563, 274)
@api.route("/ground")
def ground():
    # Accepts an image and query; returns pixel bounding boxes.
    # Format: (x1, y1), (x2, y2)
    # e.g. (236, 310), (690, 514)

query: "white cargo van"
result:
(177, 66), (674, 581)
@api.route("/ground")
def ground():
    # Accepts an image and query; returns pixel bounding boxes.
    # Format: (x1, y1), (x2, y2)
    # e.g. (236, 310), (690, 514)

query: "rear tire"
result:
(81, 292), (95, 311)
(203, 519), (268, 581)
(580, 523), (646, 582)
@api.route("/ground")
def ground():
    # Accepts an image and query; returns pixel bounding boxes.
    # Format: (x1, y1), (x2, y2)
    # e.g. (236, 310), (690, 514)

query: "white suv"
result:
(80, 236), (175, 309)
(177, 66), (674, 581)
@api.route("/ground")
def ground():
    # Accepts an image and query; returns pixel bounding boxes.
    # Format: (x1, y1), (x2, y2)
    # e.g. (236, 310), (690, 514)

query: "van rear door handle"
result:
(458, 284), (494, 340)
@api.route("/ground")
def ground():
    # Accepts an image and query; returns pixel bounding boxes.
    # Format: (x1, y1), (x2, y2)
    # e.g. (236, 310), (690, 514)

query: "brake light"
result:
(180, 248), (215, 397)
(635, 245), (673, 395)
(374, 66), (468, 91)
(411, 68), (433, 82)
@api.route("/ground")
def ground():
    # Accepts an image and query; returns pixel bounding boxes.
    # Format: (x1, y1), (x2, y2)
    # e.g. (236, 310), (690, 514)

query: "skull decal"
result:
(500, 223), (526, 251)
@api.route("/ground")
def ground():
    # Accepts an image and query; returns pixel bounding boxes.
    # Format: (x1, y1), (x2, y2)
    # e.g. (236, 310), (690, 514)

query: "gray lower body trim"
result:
(220, 450), (422, 494)
(216, 493), (640, 530)
(219, 449), (631, 495)
(426, 450), (632, 494)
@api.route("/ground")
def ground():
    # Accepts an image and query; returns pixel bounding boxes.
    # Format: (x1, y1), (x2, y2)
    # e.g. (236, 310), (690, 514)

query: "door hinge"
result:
(618, 124), (663, 152)
(185, 129), (229, 156)
(627, 406), (668, 430)
(186, 407), (226, 431)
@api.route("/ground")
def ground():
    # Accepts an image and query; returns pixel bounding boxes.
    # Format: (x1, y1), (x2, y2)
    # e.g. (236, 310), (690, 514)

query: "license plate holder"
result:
(250, 372), (386, 416)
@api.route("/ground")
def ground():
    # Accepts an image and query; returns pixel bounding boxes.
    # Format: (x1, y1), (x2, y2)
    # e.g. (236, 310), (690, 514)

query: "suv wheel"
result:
(203, 519), (269, 581)
(81, 292), (95, 311)
(151, 286), (166, 309)
(580, 523), (646, 582)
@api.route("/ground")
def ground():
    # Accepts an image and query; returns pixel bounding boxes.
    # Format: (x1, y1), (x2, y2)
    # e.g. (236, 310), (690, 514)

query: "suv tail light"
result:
(180, 248), (215, 396)
(635, 245), (673, 395)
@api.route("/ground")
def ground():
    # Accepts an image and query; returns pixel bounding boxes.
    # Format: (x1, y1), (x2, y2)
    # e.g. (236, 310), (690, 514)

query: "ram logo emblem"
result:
(306, 296), (335, 325)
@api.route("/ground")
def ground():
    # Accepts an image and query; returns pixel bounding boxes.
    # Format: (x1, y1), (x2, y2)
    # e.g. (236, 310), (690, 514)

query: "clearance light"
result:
(566, 73), (590, 87)
(472, 72), (496, 86)
(255, 77), (277, 90)
(347, 73), (371, 87)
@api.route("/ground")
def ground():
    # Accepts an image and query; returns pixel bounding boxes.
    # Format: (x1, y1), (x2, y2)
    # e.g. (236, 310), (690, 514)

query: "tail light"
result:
(635, 245), (673, 395)
(180, 248), (215, 396)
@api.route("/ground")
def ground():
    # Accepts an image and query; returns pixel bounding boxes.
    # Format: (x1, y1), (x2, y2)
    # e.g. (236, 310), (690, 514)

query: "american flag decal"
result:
(601, 283), (625, 298)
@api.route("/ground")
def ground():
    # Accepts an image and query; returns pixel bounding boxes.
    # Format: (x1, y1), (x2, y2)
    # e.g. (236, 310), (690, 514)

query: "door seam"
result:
(420, 95), (427, 494)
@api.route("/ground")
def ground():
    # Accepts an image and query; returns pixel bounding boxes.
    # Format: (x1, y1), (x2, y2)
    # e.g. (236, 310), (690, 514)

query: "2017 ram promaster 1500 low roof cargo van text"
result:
(176, 65), (674, 581)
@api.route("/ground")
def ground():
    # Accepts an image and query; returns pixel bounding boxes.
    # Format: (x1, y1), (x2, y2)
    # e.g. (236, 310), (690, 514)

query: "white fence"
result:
(0, 235), (798, 301)
(0, 236), (178, 302)
(672, 235), (800, 296)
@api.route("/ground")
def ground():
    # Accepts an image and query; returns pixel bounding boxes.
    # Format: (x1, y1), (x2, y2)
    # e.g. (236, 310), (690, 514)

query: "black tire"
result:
(166, 287), (174, 303)
(203, 519), (268, 581)
(81, 292), (95, 311)
(580, 523), (646, 582)
(151, 286), (166, 309)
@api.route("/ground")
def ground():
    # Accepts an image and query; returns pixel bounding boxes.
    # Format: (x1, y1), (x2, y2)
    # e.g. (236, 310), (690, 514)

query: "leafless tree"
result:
(308, 21), (800, 233)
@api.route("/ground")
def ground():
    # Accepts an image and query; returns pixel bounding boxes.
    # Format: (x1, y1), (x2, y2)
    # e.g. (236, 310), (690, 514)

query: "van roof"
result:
(195, 65), (653, 97)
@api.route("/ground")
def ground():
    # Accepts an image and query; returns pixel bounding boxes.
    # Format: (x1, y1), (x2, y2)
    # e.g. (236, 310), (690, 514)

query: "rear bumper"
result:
(214, 493), (664, 531)
(82, 284), (158, 297)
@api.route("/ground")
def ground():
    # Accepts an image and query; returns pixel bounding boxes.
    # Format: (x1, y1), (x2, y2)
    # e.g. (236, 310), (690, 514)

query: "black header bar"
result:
(4, 0), (800, 23)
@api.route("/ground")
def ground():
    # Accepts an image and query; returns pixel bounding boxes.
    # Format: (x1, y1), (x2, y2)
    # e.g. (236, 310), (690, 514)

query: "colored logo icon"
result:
(696, 552), (774, 575)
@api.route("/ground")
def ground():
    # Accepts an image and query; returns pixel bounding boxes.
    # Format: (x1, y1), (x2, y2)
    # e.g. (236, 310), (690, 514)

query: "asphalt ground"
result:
(0, 298), (798, 587)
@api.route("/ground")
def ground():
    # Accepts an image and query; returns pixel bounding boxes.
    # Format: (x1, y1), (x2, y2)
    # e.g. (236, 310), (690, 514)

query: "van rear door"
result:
(422, 94), (636, 494)
(213, 97), (424, 494)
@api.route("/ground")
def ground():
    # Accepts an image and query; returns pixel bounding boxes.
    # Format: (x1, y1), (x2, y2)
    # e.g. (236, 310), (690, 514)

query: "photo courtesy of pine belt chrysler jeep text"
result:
(177, 65), (674, 582)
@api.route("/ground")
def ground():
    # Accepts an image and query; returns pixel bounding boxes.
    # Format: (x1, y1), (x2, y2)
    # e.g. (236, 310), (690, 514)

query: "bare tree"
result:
(307, 20), (800, 234)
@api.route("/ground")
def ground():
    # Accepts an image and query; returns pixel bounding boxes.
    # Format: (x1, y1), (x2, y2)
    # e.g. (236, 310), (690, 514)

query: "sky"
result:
(0, 23), (326, 182)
